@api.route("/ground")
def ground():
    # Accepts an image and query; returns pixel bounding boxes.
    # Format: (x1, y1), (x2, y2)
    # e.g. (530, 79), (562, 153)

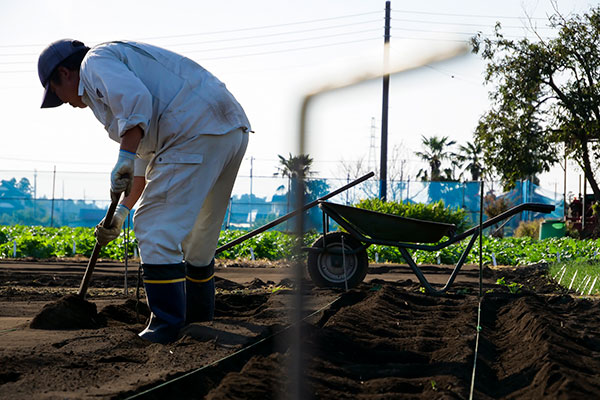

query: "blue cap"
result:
(38, 39), (89, 108)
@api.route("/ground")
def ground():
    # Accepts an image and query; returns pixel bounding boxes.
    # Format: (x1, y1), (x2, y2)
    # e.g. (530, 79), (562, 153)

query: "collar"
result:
(78, 78), (92, 107)
(77, 78), (85, 96)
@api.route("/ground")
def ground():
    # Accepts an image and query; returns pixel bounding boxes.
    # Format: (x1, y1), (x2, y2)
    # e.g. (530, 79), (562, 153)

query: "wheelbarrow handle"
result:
(215, 171), (375, 254)
(77, 192), (121, 298)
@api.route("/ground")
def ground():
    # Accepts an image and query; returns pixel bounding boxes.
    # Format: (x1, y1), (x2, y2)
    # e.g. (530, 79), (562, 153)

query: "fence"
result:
(0, 169), (564, 233)
(225, 178), (563, 233)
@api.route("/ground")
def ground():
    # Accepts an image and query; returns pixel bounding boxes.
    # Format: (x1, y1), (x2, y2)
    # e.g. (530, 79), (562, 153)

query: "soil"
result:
(30, 294), (105, 330)
(0, 258), (599, 399)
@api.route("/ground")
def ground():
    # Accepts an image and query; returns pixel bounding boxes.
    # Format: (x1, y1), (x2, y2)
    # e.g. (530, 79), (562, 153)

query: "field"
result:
(1, 259), (599, 399)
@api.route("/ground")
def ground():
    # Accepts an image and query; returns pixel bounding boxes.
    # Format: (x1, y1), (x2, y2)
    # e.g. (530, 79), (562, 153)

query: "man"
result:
(38, 39), (251, 343)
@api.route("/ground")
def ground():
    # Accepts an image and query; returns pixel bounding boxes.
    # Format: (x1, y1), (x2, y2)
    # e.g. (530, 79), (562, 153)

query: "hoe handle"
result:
(77, 194), (120, 298)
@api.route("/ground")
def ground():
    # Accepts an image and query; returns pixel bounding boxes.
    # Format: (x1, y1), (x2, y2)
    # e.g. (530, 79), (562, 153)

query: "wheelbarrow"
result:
(305, 201), (555, 294)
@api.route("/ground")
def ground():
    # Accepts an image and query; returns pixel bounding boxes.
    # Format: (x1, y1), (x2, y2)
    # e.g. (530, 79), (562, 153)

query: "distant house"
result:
(0, 201), (15, 210)
(0, 184), (25, 211)
(270, 193), (288, 217)
(79, 209), (110, 227)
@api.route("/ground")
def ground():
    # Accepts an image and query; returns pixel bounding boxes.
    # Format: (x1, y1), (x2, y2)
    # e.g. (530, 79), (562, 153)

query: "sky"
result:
(0, 0), (596, 203)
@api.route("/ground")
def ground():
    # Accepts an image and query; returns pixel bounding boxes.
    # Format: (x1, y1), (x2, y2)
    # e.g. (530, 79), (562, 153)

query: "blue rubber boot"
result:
(185, 259), (215, 324)
(139, 263), (186, 344)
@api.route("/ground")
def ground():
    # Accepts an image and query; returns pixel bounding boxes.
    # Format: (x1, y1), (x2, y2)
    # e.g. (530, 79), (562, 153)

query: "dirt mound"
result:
(99, 298), (150, 324)
(29, 294), (106, 330)
(247, 278), (268, 289)
(489, 263), (567, 294)
(477, 293), (600, 398)
(206, 353), (287, 399)
(215, 276), (244, 290)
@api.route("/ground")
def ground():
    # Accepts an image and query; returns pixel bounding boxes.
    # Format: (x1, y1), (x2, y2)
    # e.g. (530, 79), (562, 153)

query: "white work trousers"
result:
(133, 128), (248, 265)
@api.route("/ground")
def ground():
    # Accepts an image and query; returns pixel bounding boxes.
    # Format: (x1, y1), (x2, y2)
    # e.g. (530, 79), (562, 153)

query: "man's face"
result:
(49, 66), (87, 108)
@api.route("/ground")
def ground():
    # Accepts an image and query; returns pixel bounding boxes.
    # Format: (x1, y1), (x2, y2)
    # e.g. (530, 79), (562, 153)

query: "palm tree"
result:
(275, 153), (326, 230)
(276, 153), (314, 179)
(275, 153), (315, 211)
(414, 135), (456, 181)
(456, 140), (484, 182)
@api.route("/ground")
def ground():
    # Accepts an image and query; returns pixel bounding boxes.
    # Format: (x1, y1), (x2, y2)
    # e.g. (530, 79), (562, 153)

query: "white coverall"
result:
(78, 41), (250, 266)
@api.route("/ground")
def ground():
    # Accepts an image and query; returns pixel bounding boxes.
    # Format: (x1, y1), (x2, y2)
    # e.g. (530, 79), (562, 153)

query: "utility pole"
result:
(380, 0), (391, 201)
(563, 144), (567, 219)
(33, 169), (37, 220)
(346, 173), (350, 205)
(61, 180), (65, 226)
(50, 166), (56, 227)
(250, 156), (254, 201)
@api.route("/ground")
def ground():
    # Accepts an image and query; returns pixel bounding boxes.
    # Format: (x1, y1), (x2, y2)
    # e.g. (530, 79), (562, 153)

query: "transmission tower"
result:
(368, 117), (379, 173)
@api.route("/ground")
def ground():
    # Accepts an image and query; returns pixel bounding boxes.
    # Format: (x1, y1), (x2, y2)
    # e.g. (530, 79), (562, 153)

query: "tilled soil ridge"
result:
(1, 262), (600, 399)
(202, 284), (600, 399)
(477, 294), (600, 399)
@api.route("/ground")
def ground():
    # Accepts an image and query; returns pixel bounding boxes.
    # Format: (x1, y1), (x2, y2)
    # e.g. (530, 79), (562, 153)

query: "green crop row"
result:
(0, 225), (137, 260)
(368, 236), (600, 266)
(1, 225), (599, 266)
(0, 225), (320, 261)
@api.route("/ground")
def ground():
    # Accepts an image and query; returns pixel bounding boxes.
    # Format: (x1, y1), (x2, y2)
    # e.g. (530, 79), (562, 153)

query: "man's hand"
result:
(95, 204), (130, 246)
(111, 150), (136, 202)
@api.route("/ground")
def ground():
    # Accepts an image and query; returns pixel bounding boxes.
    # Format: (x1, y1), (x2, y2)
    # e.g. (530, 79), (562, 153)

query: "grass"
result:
(549, 259), (600, 296)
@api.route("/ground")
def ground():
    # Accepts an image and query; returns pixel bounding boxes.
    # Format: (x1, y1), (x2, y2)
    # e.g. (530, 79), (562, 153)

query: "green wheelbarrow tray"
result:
(318, 202), (457, 243)
(310, 201), (556, 294)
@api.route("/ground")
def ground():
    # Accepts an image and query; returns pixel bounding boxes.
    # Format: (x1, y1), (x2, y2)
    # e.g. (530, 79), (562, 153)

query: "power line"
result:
(391, 25), (553, 40)
(189, 37), (381, 60)
(0, 16), (549, 59)
(0, 23), (383, 63)
(390, 36), (470, 44)
(0, 34), (380, 72)
(0, 155), (111, 166)
(0, 11), (555, 65)
(391, 9), (549, 20)
(391, 17), (555, 29)
(0, 169), (108, 175)
(175, 29), (381, 54)
(0, 11), (382, 50)
(0, 24), (547, 66)
(153, 19), (382, 47)
(137, 11), (383, 40)
(0, 69), (35, 74)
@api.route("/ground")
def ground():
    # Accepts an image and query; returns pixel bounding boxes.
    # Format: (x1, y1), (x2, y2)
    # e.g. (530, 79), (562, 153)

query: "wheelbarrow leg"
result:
(341, 235), (348, 291)
(398, 232), (479, 295)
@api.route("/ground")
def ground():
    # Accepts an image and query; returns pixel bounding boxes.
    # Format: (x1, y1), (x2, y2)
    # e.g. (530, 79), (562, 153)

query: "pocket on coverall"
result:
(145, 152), (204, 205)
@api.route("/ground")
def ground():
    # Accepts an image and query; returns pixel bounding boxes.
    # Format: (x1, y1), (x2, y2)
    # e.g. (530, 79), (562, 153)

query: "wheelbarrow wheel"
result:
(307, 232), (368, 289)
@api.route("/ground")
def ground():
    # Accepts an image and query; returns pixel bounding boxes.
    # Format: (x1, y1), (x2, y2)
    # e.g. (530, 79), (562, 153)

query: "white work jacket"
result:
(78, 41), (250, 175)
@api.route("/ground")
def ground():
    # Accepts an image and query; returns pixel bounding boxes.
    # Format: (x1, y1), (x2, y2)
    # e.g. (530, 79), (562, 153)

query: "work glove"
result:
(95, 204), (130, 246)
(111, 149), (136, 203)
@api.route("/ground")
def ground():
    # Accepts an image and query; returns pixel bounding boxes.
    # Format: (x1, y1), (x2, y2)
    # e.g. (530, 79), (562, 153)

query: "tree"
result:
(275, 153), (314, 209)
(0, 178), (32, 199)
(277, 153), (314, 180)
(338, 144), (409, 202)
(472, 4), (600, 200)
(484, 191), (513, 238)
(275, 153), (329, 230)
(415, 135), (457, 181)
(456, 140), (484, 181)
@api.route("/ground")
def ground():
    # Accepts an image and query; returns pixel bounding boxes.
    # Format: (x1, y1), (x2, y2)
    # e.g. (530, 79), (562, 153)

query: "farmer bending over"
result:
(38, 39), (251, 343)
